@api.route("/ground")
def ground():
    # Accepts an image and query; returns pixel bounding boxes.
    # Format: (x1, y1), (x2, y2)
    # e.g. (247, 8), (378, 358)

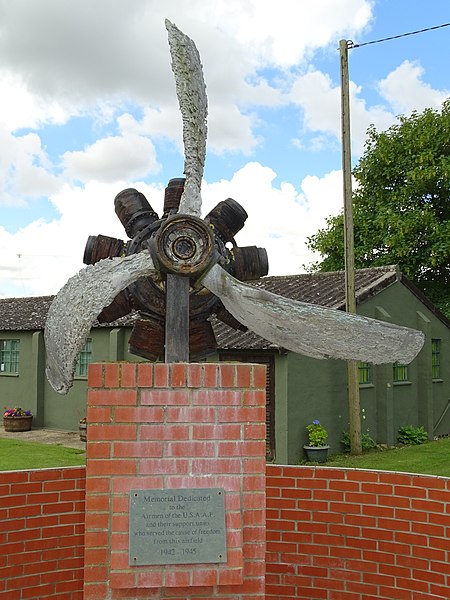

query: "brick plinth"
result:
(83, 362), (266, 600)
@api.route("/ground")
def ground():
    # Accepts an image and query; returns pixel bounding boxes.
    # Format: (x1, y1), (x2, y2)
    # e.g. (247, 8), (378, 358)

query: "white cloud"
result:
(290, 70), (341, 137)
(208, 106), (261, 155)
(0, 128), (61, 205)
(289, 69), (395, 155)
(62, 134), (160, 183)
(0, 70), (72, 131)
(0, 163), (344, 296)
(202, 162), (343, 275)
(1, 0), (448, 302)
(130, 108), (181, 142)
(0, 0), (372, 95)
(378, 60), (450, 115)
(1, 0), (445, 172)
(200, 0), (373, 67)
(0, 0), (373, 145)
(288, 56), (450, 157)
(0, 179), (166, 296)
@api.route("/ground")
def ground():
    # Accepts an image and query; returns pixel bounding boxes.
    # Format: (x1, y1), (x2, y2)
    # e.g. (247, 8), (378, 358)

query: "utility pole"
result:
(339, 39), (362, 455)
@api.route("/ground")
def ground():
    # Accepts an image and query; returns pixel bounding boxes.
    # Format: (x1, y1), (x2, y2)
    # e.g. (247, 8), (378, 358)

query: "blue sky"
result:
(0, 0), (449, 297)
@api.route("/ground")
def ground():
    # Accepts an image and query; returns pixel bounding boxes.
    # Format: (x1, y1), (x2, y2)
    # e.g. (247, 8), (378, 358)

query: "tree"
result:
(308, 100), (450, 317)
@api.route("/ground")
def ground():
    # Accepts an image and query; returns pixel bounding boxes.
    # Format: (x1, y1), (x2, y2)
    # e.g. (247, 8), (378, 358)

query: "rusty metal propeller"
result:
(44, 20), (424, 394)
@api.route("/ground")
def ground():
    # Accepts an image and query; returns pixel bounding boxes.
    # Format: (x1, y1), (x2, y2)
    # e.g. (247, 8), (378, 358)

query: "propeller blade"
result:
(201, 264), (424, 365)
(166, 19), (207, 218)
(45, 251), (156, 395)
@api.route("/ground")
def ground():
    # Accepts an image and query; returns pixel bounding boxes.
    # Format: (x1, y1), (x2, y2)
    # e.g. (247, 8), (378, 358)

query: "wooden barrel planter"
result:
(3, 415), (33, 432)
(79, 420), (87, 442)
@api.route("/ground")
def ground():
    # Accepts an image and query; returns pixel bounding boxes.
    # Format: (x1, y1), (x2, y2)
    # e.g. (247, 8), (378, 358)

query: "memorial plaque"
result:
(129, 488), (227, 565)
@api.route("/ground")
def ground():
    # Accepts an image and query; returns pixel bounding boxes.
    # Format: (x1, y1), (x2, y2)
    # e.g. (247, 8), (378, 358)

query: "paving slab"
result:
(0, 427), (86, 450)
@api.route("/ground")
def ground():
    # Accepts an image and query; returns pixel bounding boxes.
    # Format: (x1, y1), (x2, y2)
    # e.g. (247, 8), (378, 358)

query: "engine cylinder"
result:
(233, 246), (269, 281)
(96, 289), (132, 324)
(189, 319), (217, 360)
(205, 198), (248, 242)
(163, 178), (185, 214)
(114, 188), (159, 239)
(83, 234), (125, 265)
(128, 318), (165, 361)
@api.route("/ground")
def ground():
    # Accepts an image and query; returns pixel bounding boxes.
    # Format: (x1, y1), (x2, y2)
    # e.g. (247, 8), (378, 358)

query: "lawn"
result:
(0, 438), (86, 471)
(323, 437), (450, 477)
(1, 437), (450, 477)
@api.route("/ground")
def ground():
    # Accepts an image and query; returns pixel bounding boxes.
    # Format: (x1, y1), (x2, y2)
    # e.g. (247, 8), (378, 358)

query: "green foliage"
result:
(306, 420), (328, 447)
(397, 425), (428, 446)
(307, 100), (450, 317)
(341, 430), (376, 453)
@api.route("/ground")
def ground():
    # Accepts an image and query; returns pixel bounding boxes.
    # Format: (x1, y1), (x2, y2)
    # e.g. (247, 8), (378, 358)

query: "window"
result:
(0, 339), (19, 374)
(74, 339), (92, 377)
(432, 339), (441, 380)
(358, 362), (372, 385)
(393, 363), (409, 383)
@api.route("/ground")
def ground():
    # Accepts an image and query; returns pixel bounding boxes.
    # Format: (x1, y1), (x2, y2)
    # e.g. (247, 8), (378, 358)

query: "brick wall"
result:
(0, 465), (450, 600)
(0, 466), (85, 600)
(266, 464), (450, 600)
(2, 435), (450, 600)
(84, 362), (267, 600)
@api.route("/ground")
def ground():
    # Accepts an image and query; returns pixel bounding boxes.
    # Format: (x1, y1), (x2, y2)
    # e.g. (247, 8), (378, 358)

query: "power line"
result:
(349, 21), (450, 49)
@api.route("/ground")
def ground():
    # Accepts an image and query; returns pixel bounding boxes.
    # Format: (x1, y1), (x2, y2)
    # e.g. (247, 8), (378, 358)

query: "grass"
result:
(1, 436), (450, 477)
(323, 437), (450, 477)
(0, 438), (86, 471)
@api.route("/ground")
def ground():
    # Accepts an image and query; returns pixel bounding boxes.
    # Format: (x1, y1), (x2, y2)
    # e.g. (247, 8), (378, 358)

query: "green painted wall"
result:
(0, 327), (142, 430)
(41, 327), (145, 430)
(43, 328), (109, 429)
(275, 279), (450, 463)
(1, 278), (449, 464)
(362, 282), (450, 441)
(273, 353), (289, 464)
(1, 332), (38, 419)
(284, 353), (346, 461)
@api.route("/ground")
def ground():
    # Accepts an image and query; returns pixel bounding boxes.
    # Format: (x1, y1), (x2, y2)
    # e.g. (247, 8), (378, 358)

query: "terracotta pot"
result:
(3, 415), (33, 432)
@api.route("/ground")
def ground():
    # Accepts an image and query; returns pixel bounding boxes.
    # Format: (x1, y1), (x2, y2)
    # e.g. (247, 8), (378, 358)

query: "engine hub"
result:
(152, 214), (215, 276)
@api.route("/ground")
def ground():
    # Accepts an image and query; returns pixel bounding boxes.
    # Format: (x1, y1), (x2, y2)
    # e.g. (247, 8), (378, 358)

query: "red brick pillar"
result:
(83, 362), (266, 599)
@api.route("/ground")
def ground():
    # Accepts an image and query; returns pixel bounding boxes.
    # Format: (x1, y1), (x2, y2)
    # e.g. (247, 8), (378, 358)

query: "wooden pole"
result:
(339, 39), (362, 455)
(165, 273), (190, 362)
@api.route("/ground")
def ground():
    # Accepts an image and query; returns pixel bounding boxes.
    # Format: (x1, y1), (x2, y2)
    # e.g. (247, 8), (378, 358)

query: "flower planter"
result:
(79, 422), (87, 442)
(3, 415), (33, 432)
(303, 445), (330, 463)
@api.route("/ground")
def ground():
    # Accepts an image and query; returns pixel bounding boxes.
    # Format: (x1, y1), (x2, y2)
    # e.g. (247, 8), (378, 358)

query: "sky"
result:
(0, 0), (449, 298)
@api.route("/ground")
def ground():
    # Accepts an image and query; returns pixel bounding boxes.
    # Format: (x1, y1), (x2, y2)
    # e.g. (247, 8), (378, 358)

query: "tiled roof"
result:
(0, 295), (54, 331)
(3, 265), (447, 351)
(241, 265), (398, 309)
(212, 265), (399, 350)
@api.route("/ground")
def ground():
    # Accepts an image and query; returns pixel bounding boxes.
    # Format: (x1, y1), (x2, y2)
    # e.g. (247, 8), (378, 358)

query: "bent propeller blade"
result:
(45, 251), (156, 395)
(201, 264), (425, 365)
(166, 19), (207, 217)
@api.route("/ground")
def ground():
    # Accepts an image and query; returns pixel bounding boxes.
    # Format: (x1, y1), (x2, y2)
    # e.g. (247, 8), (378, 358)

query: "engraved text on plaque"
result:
(129, 488), (227, 565)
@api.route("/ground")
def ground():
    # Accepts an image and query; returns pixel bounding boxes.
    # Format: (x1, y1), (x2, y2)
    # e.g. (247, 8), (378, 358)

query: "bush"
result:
(397, 425), (428, 446)
(341, 431), (376, 453)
